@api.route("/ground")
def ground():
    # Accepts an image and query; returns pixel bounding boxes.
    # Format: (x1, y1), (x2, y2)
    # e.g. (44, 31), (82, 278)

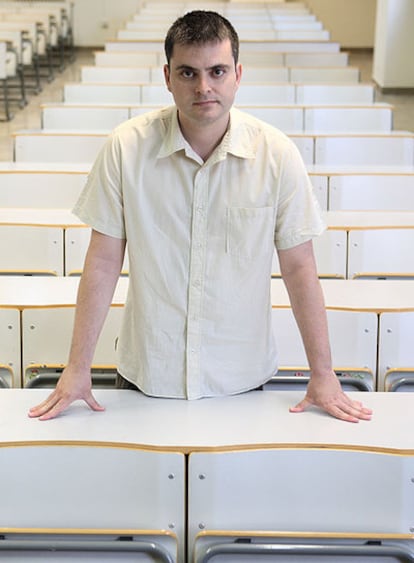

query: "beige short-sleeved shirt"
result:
(73, 106), (325, 399)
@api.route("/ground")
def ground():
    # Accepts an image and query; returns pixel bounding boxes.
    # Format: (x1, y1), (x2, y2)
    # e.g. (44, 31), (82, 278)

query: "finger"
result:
(289, 397), (311, 413)
(28, 392), (60, 418)
(38, 398), (70, 421)
(326, 404), (361, 423)
(328, 399), (373, 422)
(84, 392), (105, 412)
(340, 396), (373, 419)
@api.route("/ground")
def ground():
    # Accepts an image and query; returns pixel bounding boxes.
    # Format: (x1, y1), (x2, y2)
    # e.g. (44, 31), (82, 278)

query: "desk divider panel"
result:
(272, 229), (347, 279)
(13, 132), (107, 163)
(348, 229), (414, 280)
(42, 105), (130, 130)
(0, 171), (87, 208)
(379, 311), (414, 392)
(22, 305), (124, 387)
(0, 443), (184, 562)
(315, 136), (414, 167)
(65, 226), (129, 276)
(188, 448), (414, 562)
(328, 174), (414, 212)
(94, 51), (161, 67)
(270, 307), (377, 390)
(0, 225), (64, 276)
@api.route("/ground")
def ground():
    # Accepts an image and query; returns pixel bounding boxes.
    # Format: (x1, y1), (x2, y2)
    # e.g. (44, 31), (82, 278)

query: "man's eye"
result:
(213, 68), (225, 77)
(182, 69), (194, 78)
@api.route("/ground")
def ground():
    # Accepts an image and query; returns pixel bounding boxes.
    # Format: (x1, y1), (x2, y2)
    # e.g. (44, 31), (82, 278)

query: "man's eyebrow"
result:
(174, 63), (231, 71)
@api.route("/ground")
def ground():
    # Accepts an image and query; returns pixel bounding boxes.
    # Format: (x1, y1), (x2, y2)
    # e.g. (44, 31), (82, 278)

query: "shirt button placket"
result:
(186, 167), (209, 399)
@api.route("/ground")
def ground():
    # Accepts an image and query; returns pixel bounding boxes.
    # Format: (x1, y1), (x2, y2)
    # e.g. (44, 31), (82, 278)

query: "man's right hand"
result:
(28, 366), (105, 421)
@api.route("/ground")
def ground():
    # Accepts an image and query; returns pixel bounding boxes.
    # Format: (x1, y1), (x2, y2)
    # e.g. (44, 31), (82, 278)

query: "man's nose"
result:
(195, 74), (212, 94)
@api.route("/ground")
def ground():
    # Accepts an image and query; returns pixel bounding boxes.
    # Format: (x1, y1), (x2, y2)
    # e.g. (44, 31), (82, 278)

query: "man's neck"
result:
(178, 112), (230, 161)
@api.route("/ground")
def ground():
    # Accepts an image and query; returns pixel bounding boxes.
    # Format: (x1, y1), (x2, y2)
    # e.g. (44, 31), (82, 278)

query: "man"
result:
(29, 11), (372, 423)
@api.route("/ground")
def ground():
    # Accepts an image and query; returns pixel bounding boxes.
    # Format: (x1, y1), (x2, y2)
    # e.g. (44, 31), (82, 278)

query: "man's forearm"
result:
(278, 241), (332, 377)
(67, 231), (126, 372)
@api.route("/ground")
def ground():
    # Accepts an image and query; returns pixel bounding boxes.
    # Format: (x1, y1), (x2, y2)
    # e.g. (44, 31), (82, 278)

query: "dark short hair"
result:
(164, 10), (239, 66)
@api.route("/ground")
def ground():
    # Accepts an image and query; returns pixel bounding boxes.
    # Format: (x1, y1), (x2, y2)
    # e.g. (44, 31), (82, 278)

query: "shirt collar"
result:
(157, 106), (257, 161)
(157, 107), (187, 159)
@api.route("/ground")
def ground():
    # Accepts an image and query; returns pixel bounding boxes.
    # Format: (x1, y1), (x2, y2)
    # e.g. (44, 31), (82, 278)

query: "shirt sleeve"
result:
(72, 131), (126, 240)
(274, 138), (326, 250)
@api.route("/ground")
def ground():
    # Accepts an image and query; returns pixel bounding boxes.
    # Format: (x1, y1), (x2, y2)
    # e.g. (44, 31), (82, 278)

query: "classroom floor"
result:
(0, 48), (413, 162)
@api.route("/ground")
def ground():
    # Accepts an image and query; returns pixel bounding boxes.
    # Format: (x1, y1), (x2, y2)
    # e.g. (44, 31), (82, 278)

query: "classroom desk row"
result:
(0, 209), (414, 279)
(1, 388), (414, 562)
(104, 38), (343, 56)
(80, 64), (361, 85)
(93, 49), (350, 68)
(11, 129), (414, 166)
(2, 164), (414, 212)
(60, 82), (377, 106)
(1, 276), (414, 391)
(118, 28), (331, 42)
(0, 1), (74, 120)
(40, 102), (393, 133)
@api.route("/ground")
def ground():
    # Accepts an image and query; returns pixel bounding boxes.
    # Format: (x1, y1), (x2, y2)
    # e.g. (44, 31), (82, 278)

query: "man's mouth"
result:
(193, 100), (218, 106)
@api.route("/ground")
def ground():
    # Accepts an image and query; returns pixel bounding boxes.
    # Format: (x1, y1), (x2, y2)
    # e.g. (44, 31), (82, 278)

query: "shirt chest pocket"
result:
(226, 206), (275, 259)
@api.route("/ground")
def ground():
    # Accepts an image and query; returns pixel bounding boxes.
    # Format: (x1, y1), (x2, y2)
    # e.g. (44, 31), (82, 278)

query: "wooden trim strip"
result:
(196, 530), (414, 540)
(1, 441), (414, 456)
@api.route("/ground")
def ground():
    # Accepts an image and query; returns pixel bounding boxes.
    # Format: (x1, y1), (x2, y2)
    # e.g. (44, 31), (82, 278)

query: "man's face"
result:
(164, 38), (242, 133)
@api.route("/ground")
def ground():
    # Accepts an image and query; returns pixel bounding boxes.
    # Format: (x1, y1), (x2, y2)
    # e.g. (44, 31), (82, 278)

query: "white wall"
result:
(72, 0), (377, 49)
(373, 0), (414, 88)
(303, 0), (377, 48)
(72, 0), (142, 47)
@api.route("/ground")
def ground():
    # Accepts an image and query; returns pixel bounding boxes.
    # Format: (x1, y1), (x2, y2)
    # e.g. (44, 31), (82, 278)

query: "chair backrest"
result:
(65, 226), (129, 276)
(235, 83), (296, 104)
(0, 307), (20, 387)
(0, 443), (184, 561)
(309, 173), (328, 209)
(328, 173), (414, 211)
(188, 447), (413, 561)
(296, 84), (374, 104)
(237, 105), (303, 131)
(271, 307), (377, 377)
(0, 225), (64, 275)
(241, 66), (290, 82)
(378, 311), (414, 391)
(284, 51), (348, 67)
(22, 305), (124, 386)
(64, 83), (142, 104)
(0, 171), (87, 207)
(304, 105), (393, 132)
(315, 135), (414, 166)
(14, 132), (107, 163)
(348, 228), (414, 279)
(272, 229), (347, 279)
(0, 40), (6, 79)
(290, 66), (360, 83)
(42, 104), (130, 130)
(81, 65), (151, 83)
(94, 50), (160, 67)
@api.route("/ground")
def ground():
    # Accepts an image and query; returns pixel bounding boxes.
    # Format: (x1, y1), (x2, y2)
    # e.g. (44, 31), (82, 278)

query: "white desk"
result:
(0, 388), (412, 453)
(0, 208), (83, 227)
(1, 390), (414, 562)
(272, 278), (414, 313)
(0, 276), (128, 308)
(325, 210), (414, 229)
(0, 276), (413, 313)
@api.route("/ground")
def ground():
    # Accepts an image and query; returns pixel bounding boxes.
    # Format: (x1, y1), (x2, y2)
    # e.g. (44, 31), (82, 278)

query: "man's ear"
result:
(235, 63), (242, 87)
(163, 64), (172, 91)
